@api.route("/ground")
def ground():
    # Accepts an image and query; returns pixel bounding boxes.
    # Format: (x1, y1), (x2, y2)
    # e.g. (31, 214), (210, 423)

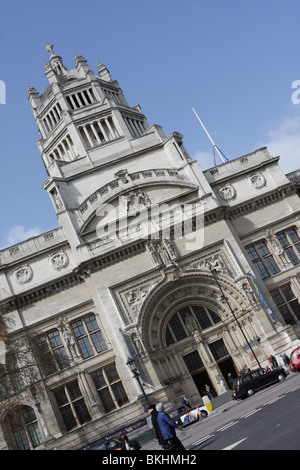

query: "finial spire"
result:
(46, 43), (55, 57)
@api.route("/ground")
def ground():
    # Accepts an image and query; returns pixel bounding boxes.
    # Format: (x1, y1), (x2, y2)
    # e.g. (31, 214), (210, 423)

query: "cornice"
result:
(228, 182), (299, 220)
(0, 241), (146, 314)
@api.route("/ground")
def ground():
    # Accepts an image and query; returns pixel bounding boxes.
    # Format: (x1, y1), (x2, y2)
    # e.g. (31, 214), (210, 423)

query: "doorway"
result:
(217, 357), (238, 388)
(191, 369), (216, 397)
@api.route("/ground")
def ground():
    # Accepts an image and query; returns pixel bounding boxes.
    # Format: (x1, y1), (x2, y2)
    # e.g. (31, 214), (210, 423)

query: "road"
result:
(183, 372), (300, 450)
(144, 372), (300, 451)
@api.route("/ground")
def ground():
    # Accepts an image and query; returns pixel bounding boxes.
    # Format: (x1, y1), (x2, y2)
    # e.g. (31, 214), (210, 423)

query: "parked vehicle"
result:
(83, 436), (141, 450)
(231, 367), (286, 400)
(289, 346), (300, 372)
(166, 404), (210, 426)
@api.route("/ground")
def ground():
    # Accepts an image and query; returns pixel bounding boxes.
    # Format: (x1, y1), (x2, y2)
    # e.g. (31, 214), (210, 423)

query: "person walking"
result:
(205, 384), (214, 399)
(147, 403), (169, 450)
(281, 353), (290, 368)
(270, 355), (278, 370)
(181, 395), (191, 411)
(156, 403), (185, 450)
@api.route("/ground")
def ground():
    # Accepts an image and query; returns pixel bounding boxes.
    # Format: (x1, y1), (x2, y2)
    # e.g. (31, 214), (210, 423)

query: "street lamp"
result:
(211, 269), (261, 369)
(126, 357), (149, 405)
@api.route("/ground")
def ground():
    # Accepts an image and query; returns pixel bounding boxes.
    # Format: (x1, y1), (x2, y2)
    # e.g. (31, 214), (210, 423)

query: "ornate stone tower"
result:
(28, 44), (214, 265)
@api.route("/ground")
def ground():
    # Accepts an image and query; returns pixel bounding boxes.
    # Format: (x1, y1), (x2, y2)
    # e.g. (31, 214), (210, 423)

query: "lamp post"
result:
(126, 357), (149, 405)
(211, 269), (261, 369)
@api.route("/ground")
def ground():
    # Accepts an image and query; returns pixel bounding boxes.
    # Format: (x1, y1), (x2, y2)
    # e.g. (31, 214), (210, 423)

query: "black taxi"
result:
(232, 367), (286, 400)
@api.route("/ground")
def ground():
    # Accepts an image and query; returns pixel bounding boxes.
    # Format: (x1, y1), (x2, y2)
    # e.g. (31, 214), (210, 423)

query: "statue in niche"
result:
(184, 312), (197, 335)
(52, 188), (63, 210)
(157, 243), (173, 266)
(242, 282), (257, 305)
(59, 319), (79, 362)
(265, 229), (292, 268)
(131, 330), (144, 355)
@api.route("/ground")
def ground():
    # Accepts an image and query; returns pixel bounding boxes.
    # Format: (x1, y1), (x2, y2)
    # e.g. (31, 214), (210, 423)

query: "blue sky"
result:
(1, 0), (300, 249)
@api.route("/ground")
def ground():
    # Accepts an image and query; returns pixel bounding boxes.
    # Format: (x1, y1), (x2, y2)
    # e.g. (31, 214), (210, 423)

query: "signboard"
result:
(248, 272), (275, 321)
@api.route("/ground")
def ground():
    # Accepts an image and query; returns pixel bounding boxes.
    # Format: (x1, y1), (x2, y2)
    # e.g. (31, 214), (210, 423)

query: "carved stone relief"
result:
(48, 250), (69, 271)
(248, 172), (266, 189)
(116, 275), (163, 324)
(184, 252), (232, 278)
(14, 264), (33, 284)
(121, 189), (151, 215)
(217, 183), (236, 201)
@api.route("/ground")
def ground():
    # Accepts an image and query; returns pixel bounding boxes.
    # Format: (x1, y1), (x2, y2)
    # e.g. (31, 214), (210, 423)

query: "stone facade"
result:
(0, 45), (300, 449)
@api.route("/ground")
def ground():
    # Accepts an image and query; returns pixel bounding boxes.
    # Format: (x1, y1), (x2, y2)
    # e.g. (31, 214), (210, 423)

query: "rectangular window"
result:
(6, 354), (25, 392)
(71, 314), (107, 359)
(36, 330), (70, 376)
(209, 339), (229, 362)
(53, 381), (91, 432)
(183, 350), (204, 373)
(277, 228), (300, 265)
(270, 284), (300, 325)
(246, 241), (280, 279)
(91, 363), (128, 413)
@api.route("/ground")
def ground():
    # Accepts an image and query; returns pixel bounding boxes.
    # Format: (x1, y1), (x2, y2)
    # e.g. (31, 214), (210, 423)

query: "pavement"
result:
(140, 369), (296, 451)
(139, 399), (238, 450)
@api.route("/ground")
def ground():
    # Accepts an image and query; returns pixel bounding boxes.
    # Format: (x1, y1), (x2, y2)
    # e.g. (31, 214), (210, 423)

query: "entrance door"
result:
(192, 369), (216, 397)
(217, 357), (238, 387)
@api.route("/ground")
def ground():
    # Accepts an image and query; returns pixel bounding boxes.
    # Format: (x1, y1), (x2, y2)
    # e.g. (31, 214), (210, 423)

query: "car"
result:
(166, 404), (210, 427)
(289, 346), (300, 372)
(231, 367), (287, 400)
(83, 436), (141, 450)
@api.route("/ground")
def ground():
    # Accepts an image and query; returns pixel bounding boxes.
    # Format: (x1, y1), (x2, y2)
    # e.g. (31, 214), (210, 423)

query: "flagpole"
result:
(192, 107), (226, 164)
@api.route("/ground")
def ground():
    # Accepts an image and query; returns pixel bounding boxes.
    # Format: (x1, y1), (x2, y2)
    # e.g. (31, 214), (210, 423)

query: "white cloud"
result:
(5, 225), (42, 247)
(264, 115), (300, 174)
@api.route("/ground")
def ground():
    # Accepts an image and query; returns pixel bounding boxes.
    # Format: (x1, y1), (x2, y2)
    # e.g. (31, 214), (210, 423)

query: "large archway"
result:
(137, 272), (253, 400)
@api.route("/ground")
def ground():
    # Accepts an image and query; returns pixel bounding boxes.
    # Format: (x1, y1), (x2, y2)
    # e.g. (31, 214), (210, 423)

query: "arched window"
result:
(7, 406), (43, 450)
(166, 305), (221, 346)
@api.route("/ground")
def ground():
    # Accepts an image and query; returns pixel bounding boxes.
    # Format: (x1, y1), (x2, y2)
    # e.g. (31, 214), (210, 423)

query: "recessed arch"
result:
(138, 272), (249, 352)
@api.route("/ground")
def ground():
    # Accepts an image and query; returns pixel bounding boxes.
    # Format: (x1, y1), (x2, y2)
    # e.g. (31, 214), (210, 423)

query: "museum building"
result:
(0, 45), (299, 449)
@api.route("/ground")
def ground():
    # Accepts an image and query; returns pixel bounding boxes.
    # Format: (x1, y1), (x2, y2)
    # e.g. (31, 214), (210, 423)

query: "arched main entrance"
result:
(138, 272), (250, 400)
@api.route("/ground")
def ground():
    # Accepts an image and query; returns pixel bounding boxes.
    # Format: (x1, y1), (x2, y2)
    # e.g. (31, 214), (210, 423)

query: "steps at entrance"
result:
(210, 391), (232, 408)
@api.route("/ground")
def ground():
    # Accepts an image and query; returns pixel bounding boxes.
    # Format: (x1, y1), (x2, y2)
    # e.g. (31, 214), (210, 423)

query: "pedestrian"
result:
(147, 403), (169, 450)
(219, 379), (227, 393)
(270, 355), (278, 370)
(181, 395), (191, 411)
(205, 384), (214, 399)
(227, 373), (234, 389)
(281, 353), (290, 367)
(156, 403), (185, 450)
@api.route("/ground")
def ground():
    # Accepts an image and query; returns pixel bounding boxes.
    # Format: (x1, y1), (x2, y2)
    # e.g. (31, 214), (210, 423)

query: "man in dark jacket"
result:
(147, 403), (169, 449)
(156, 403), (185, 450)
